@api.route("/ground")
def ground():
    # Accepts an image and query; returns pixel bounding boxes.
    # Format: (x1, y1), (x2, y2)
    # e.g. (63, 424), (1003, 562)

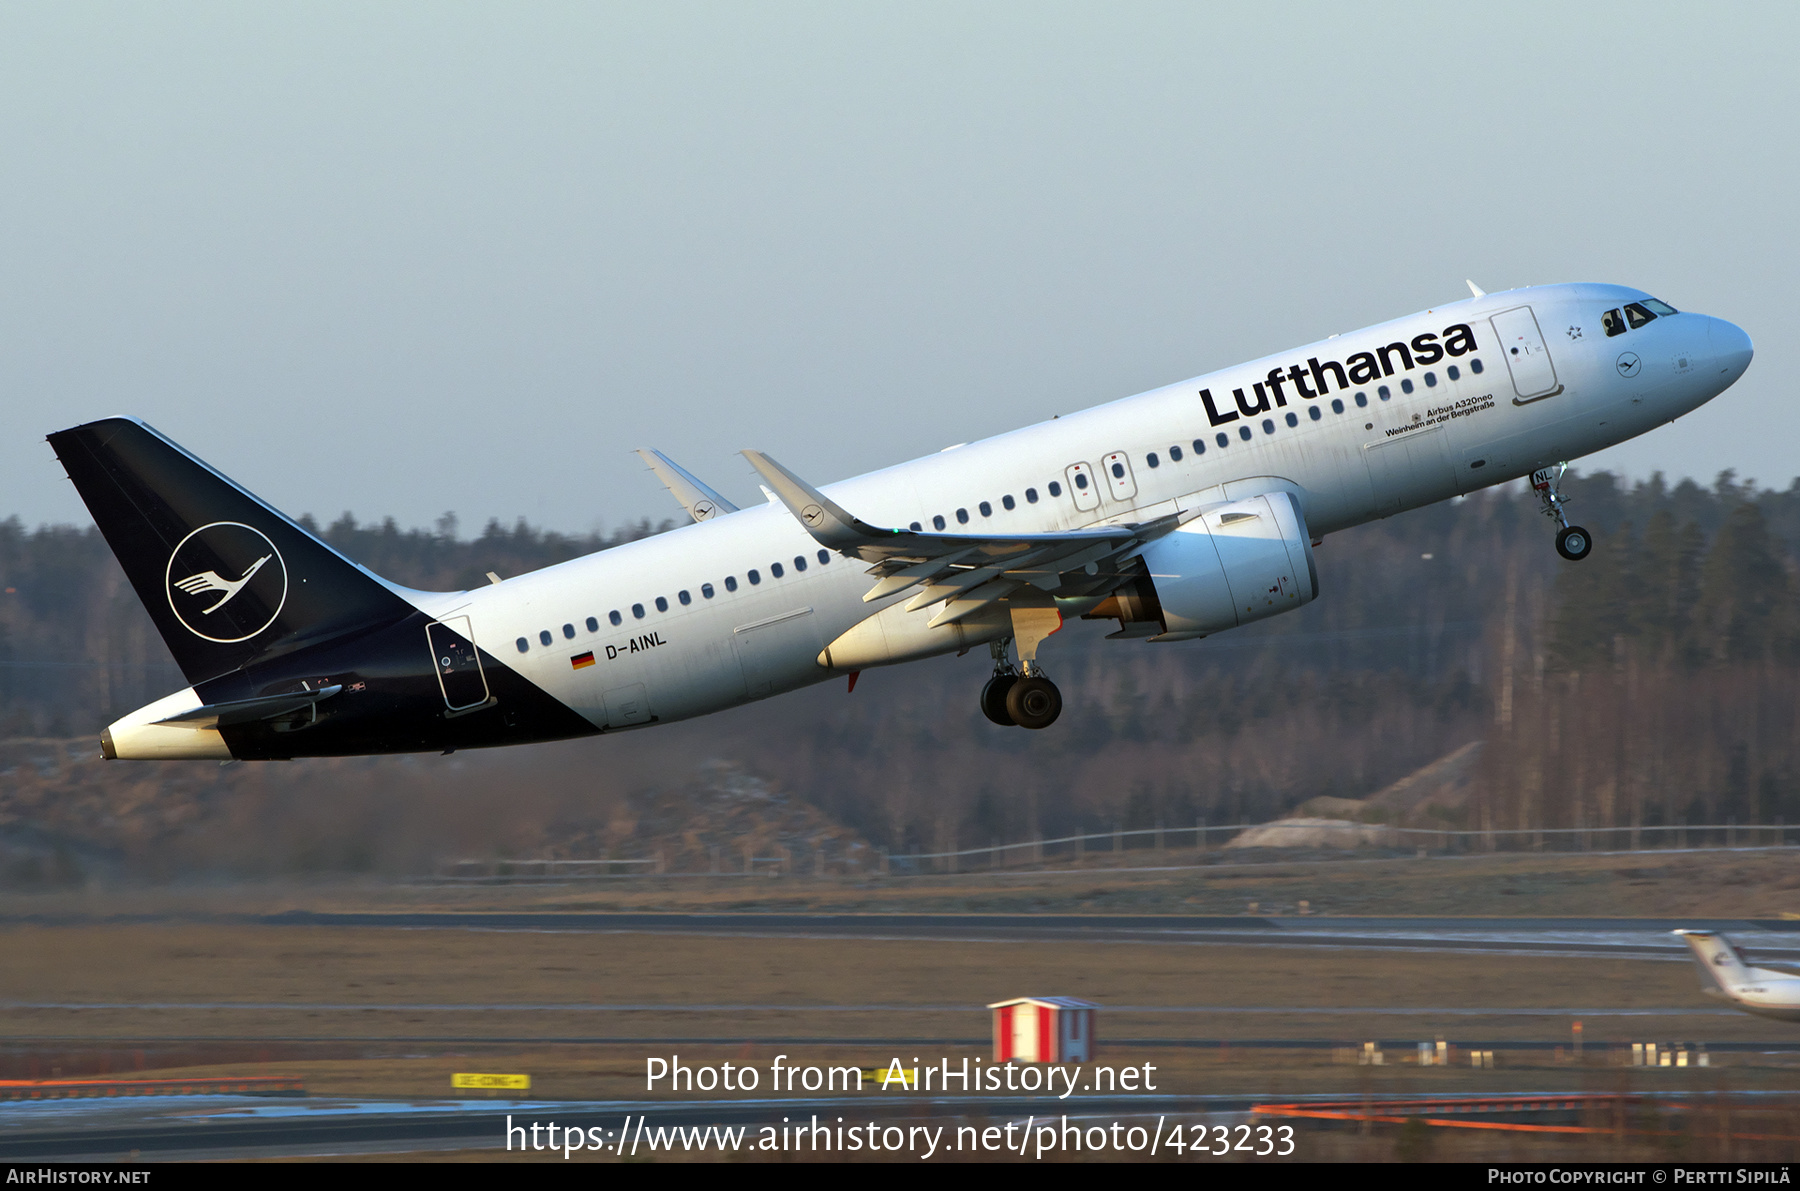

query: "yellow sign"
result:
(860, 1067), (917, 1089)
(453, 1073), (531, 1090)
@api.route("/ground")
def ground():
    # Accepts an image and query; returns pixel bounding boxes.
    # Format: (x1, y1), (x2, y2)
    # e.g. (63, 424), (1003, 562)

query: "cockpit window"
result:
(1624, 302), (1657, 330)
(1602, 308), (1627, 337)
(1641, 298), (1678, 316)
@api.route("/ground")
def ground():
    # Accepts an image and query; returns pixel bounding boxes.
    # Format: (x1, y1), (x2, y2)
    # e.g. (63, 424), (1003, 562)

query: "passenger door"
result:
(1489, 306), (1561, 402)
(426, 616), (490, 712)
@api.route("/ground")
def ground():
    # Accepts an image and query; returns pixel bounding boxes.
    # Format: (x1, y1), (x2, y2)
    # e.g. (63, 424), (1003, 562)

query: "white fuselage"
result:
(361, 283), (1752, 732)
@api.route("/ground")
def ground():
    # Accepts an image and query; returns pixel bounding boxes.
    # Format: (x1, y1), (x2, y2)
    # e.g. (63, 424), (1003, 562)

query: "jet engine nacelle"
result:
(1138, 491), (1318, 639)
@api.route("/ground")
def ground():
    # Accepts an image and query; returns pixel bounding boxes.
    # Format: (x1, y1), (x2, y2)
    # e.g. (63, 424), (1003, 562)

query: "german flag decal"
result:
(571, 651), (596, 670)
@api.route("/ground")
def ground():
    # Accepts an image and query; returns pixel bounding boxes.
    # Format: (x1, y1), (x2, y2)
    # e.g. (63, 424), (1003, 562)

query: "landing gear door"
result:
(1064, 462), (1101, 512)
(427, 616), (491, 711)
(1489, 306), (1561, 401)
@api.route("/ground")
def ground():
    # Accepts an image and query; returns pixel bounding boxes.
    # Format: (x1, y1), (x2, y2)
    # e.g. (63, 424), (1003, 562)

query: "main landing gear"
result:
(982, 638), (1062, 730)
(1533, 464), (1592, 562)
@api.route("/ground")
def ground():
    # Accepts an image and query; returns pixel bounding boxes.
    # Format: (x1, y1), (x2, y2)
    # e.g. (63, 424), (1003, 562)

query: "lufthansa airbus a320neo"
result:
(49, 282), (1752, 760)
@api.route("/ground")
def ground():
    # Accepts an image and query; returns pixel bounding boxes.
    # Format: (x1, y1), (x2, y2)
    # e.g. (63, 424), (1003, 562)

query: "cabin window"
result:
(1146, 452), (1159, 468)
(1308, 406), (1321, 421)
(586, 616), (598, 632)
(609, 610), (622, 626)
(1470, 357), (1484, 373)
(770, 562), (784, 578)
(701, 583), (715, 599)
(1262, 418), (1275, 435)
(1642, 298), (1678, 315)
(910, 521), (922, 531)
(793, 555), (807, 571)
(539, 630), (553, 645)
(1073, 473), (1089, 490)
(1170, 445), (1183, 461)
(933, 514), (946, 530)
(818, 549), (830, 565)
(1602, 308), (1627, 337)
(631, 604), (645, 619)
(1423, 371), (1437, 387)
(1216, 432), (1229, 448)
(1002, 494), (1015, 510)
(747, 569), (761, 585)
(724, 576), (738, 592)
(651, 596), (665, 612)
(1048, 481), (1062, 497)
(1285, 411), (1299, 427)
(1447, 365), (1460, 381)
(956, 508), (969, 524)
(1193, 439), (1206, 455)
(1238, 426), (1252, 441)
(979, 501), (992, 517)
(1378, 385), (1390, 400)
(1401, 378), (1414, 394)
(1624, 302), (1657, 330)
(1332, 398), (1345, 414)
(516, 637), (529, 653)
(678, 589), (692, 604)
(563, 623), (575, 639)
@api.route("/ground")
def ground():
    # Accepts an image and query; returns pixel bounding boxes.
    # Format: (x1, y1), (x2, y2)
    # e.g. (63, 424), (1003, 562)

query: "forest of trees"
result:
(1, 469), (1798, 873)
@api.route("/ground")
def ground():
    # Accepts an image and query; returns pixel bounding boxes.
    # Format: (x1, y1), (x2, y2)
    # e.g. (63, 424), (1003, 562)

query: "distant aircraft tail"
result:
(47, 418), (420, 687)
(1674, 929), (1754, 993)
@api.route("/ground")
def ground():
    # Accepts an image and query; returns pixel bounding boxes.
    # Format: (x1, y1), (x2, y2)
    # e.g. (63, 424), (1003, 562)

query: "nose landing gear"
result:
(981, 638), (1062, 729)
(1533, 465), (1592, 561)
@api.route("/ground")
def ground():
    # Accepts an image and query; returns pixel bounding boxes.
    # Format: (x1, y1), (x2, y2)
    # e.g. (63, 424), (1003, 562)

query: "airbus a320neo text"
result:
(48, 281), (1751, 760)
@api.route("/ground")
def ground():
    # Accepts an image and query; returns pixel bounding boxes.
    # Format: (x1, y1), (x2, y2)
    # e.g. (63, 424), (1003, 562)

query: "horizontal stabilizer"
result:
(635, 449), (740, 522)
(155, 685), (343, 729)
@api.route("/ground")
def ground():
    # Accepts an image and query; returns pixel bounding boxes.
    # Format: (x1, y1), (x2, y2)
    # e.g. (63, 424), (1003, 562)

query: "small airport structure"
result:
(989, 996), (1099, 1063)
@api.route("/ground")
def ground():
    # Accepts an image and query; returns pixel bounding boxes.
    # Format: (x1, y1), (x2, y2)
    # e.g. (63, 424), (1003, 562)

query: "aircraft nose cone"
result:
(1710, 318), (1754, 378)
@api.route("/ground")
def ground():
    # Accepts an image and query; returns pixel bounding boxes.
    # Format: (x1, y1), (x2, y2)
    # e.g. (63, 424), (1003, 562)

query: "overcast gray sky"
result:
(3, 3), (1793, 535)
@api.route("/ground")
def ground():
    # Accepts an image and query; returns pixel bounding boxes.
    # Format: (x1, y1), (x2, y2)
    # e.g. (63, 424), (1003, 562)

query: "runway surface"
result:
(14, 917), (1800, 957)
(8, 912), (1800, 961)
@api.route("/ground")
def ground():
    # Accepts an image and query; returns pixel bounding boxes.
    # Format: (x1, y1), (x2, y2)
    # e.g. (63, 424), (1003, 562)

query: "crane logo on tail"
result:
(165, 522), (289, 643)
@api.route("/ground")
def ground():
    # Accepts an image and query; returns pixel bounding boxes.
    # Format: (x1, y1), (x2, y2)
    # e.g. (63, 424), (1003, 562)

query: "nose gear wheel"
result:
(1556, 526), (1592, 561)
(1533, 463), (1591, 563)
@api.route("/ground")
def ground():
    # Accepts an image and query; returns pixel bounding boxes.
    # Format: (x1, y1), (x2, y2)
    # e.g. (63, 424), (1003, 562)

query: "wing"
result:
(740, 450), (1185, 628)
(635, 448), (741, 523)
